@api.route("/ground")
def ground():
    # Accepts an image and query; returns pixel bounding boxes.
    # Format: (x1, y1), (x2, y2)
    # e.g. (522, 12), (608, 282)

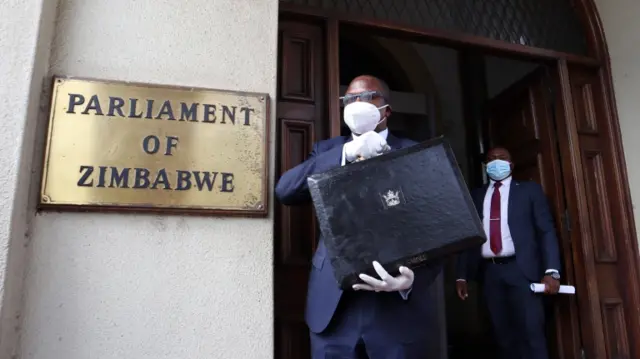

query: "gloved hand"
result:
(344, 131), (390, 163)
(352, 261), (414, 292)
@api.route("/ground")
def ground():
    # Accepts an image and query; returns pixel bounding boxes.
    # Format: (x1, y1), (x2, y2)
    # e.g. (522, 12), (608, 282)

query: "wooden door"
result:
(553, 61), (640, 359)
(274, 19), (328, 359)
(485, 66), (583, 359)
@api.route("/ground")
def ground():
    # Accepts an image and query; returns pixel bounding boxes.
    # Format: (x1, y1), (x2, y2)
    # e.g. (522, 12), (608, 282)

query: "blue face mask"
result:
(486, 159), (512, 181)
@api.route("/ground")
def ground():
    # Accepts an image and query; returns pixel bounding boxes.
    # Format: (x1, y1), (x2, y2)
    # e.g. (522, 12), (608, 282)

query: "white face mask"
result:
(343, 102), (388, 135)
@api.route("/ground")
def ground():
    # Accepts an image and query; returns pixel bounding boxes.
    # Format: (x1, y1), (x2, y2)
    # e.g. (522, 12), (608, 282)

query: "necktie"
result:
(489, 182), (503, 255)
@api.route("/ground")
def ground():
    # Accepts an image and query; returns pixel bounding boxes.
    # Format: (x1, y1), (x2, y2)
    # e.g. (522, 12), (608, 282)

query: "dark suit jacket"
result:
(275, 133), (442, 335)
(456, 180), (562, 282)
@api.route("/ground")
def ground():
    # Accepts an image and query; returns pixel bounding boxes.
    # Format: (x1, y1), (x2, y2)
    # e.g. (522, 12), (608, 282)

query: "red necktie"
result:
(489, 182), (503, 255)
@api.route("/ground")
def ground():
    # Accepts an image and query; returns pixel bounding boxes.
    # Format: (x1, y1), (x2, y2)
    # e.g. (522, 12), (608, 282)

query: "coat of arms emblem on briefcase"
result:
(380, 188), (405, 209)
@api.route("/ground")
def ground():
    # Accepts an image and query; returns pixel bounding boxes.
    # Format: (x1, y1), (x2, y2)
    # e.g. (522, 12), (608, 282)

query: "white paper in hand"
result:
(530, 283), (576, 294)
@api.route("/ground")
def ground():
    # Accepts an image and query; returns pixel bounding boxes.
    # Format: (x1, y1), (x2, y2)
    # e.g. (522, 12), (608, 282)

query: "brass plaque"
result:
(40, 77), (269, 216)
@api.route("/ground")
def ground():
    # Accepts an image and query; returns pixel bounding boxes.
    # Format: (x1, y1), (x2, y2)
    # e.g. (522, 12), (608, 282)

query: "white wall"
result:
(19, 1), (279, 359)
(594, 0), (640, 246)
(0, 0), (58, 357)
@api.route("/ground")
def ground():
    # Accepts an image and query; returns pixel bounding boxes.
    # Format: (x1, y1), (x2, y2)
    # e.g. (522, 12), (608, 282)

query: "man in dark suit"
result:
(455, 147), (561, 359)
(275, 75), (442, 359)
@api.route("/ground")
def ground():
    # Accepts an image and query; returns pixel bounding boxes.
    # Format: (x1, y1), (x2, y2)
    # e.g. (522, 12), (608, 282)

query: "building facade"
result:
(0, 0), (638, 358)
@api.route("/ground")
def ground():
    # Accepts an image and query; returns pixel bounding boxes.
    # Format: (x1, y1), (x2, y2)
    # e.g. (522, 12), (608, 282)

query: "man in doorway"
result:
(275, 75), (443, 359)
(455, 147), (562, 359)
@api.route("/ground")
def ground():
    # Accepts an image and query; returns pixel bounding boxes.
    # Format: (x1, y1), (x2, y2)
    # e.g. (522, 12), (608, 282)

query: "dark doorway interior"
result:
(338, 34), (434, 141)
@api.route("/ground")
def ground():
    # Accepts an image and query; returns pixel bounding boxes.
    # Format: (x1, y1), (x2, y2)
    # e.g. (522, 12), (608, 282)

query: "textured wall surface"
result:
(0, 0), (58, 357)
(19, 1), (279, 358)
(594, 0), (640, 245)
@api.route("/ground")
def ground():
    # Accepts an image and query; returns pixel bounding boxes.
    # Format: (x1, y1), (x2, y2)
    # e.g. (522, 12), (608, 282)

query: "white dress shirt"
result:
(482, 177), (515, 258)
(456, 176), (557, 281)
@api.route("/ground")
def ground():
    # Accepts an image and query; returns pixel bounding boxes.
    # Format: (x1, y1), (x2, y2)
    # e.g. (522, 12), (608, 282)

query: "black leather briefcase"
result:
(307, 136), (485, 290)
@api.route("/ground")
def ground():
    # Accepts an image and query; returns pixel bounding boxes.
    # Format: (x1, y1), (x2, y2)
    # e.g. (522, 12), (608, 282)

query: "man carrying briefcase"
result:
(275, 75), (442, 359)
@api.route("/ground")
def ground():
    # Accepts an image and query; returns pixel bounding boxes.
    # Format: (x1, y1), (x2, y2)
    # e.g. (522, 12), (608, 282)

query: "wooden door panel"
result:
(487, 68), (560, 194)
(276, 321), (311, 359)
(486, 67), (582, 359)
(555, 63), (640, 359)
(278, 119), (317, 265)
(581, 150), (617, 263)
(280, 28), (317, 102)
(275, 19), (327, 359)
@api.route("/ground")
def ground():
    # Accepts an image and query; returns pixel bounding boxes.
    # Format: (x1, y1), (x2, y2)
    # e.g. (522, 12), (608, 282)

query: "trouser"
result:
(310, 292), (432, 359)
(483, 259), (549, 359)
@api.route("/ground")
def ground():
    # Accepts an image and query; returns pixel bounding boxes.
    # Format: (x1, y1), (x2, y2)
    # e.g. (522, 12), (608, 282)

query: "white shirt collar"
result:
(351, 128), (389, 140)
(490, 176), (512, 188)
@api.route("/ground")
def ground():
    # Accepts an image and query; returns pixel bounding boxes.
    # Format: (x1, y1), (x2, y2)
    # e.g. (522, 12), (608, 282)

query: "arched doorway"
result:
(274, 2), (640, 359)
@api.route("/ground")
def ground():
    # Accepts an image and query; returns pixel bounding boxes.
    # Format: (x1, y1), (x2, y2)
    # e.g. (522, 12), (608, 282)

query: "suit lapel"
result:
(477, 185), (489, 217)
(507, 179), (519, 225)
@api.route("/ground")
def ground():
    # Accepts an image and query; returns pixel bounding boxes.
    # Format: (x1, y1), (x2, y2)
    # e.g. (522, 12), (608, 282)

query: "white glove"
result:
(352, 261), (414, 292)
(344, 131), (390, 163)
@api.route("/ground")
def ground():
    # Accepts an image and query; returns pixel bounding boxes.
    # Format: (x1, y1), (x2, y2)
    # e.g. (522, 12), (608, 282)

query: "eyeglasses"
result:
(339, 91), (385, 106)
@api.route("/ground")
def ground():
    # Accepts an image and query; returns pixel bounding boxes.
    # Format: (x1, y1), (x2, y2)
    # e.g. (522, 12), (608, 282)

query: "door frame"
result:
(277, 1), (640, 358)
